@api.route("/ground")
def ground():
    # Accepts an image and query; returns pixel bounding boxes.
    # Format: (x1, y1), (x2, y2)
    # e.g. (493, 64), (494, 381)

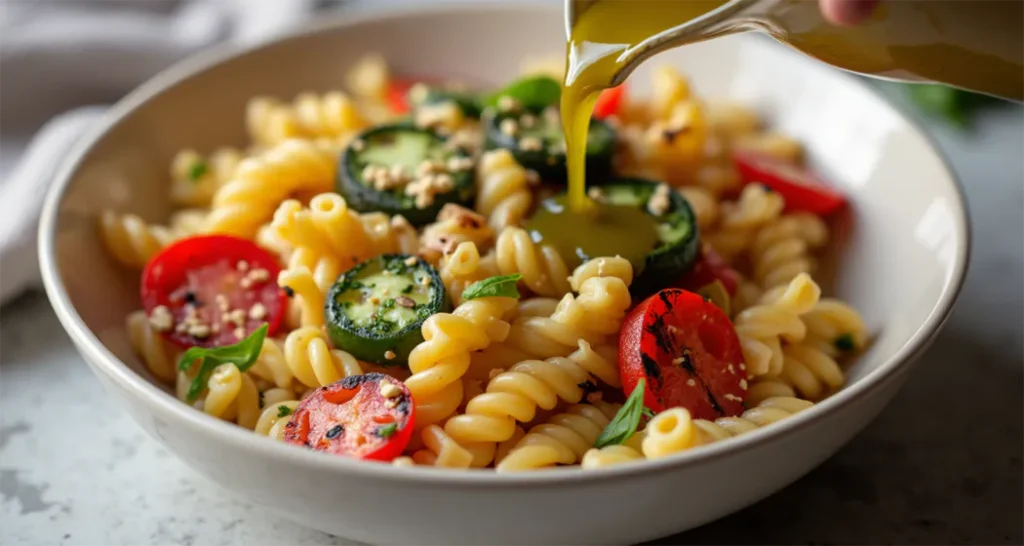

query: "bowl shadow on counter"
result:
(648, 325), (1023, 545)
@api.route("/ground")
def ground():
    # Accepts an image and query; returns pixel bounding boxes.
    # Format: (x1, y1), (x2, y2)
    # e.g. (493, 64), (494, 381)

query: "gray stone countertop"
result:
(1, 95), (1022, 545)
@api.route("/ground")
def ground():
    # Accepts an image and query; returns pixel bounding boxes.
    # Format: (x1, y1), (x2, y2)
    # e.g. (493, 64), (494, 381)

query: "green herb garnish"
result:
(484, 75), (561, 111)
(594, 379), (647, 448)
(177, 323), (268, 402)
(187, 160), (209, 182)
(276, 405), (293, 418)
(462, 273), (523, 301)
(642, 407), (656, 419)
(377, 423), (398, 438)
(905, 84), (1004, 128)
(834, 333), (856, 352)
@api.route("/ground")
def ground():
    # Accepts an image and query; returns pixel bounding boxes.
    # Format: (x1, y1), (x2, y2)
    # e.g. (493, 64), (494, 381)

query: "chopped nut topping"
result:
(351, 139), (366, 152)
(739, 379), (748, 390)
(384, 350), (397, 361)
(236, 260), (250, 272)
(227, 309), (246, 326)
(499, 118), (519, 138)
(446, 156), (474, 172)
(518, 136), (543, 152)
(419, 276), (432, 287)
(724, 393), (743, 403)
(647, 183), (672, 216)
(496, 95), (521, 113)
(148, 305), (174, 332)
(249, 303), (267, 320)
(414, 101), (463, 135)
(396, 296), (416, 308)
(215, 295), (229, 312)
(519, 113), (537, 128)
(587, 187), (606, 201)
(379, 379), (401, 397)
(188, 324), (211, 339)
(233, 326), (245, 340)
(404, 256), (418, 266)
(239, 278), (253, 289)
(686, 378), (697, 387)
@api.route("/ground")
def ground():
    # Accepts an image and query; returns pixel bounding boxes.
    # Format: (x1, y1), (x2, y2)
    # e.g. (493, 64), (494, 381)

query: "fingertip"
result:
(821, 0), (879, 26)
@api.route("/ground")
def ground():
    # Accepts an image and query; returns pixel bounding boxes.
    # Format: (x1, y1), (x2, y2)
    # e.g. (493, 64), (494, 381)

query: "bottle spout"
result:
(565, 0), (763, 87)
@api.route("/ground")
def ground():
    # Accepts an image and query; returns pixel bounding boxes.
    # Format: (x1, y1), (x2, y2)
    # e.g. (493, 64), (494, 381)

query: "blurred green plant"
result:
(904, 84), (1006, 128)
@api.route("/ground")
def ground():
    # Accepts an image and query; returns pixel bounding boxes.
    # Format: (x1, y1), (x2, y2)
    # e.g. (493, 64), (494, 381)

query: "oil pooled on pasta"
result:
(524, 196), (659, 271)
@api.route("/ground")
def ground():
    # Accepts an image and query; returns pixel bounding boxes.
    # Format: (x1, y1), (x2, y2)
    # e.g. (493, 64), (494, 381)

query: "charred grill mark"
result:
(673, 348), (696, 373)
(340, 372), (384, 389)
(645, 320), (675, 355)
(704, 385), (725, 417)
(326, 424), (345, 439)
(641, 352), (662, 382)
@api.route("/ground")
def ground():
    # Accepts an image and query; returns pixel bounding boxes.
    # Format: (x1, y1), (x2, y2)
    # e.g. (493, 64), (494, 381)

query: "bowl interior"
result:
(48, 4), (965, 427)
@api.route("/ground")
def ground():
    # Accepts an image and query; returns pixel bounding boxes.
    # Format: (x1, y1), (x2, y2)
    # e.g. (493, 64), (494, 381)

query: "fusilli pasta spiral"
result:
(495, 400), (621, 471)
(494, 226), (572, 297)
(99, 211), (176, 269)
(126, 310), (177, 383)
(733, 273), (820, 377)
(476, 149), (533, 231)
(205, 139), (335, 238)
(750, 213), (829, 289)
(405, 296), (518, 428)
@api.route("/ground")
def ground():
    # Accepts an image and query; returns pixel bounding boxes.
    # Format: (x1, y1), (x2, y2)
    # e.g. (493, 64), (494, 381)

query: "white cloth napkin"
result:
(0, 0), (324, 304)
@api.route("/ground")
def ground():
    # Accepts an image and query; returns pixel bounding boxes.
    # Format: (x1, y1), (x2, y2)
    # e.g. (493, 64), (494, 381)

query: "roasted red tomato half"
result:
(619, 289), (747, 420)
(284, 373), (415, 461)
(734, 150), (847, 216)
(677, 243), (740, 296)
(593, 84), (626, 119)
(387, 79), (417, 115)
(141, 235), (286, 348)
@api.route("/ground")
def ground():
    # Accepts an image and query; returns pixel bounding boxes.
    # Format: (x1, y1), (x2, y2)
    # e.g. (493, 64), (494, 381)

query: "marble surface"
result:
(2, 89), (1023, 546)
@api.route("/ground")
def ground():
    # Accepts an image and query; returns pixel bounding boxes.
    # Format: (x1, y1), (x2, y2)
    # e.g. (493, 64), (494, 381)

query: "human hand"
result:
(819, 0), (879, 25)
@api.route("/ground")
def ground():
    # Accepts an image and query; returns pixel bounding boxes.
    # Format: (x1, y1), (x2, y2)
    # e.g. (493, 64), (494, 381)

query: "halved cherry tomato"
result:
(593, 84), (626, 119)
(284, 373), (414, 461)
(141, 235), (286, 348)
(387, 79), (416, 115)
(619, 289), (747, 420)
(676, 244), (740, 296)
(734, 151), (847, 216)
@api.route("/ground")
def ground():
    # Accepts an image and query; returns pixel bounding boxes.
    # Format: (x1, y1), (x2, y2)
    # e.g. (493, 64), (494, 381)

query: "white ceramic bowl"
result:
(39, 3), (969, 544)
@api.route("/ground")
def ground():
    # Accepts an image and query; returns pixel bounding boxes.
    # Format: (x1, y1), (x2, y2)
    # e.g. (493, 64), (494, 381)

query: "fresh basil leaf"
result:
(178, 323), (268, 402)
(276, 405), (293, 418)
(377, 423), (398, 439)
(833, 333), (855, 352)
(484, 75), (561, 111)
(594, 379), (646, 448)
(187, 160), (209, 183)
(461, 273), (522, 301)
(641, 407), (656, 419)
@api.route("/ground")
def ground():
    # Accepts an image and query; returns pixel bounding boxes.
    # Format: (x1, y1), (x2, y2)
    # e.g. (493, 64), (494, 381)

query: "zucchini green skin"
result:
(484, 111), (615, 185)
(411, 87), (483, 119)
(338, 124), (475, 226)
(601, 178), (701, 298)
(325, 255), (450, 367)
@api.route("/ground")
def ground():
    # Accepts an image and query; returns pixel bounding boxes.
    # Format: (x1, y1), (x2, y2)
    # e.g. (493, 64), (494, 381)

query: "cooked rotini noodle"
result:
(167, 208), (208, 238)
(733, 273), (820, 377)
(420, 204), (494, 259)
(678, 186), (719, 230)
(405, 296), (518, 428)
(567, 256), (633, 292)
(271, 193), (397, 267)
(475, 149), (532, 231)
(495, 226), (572, 297)
(278, 267), (323, 328)
(704, 101), (761, 141)
(644, 99), (707, 184)
(247, 338), (295, 389)
(254, 400), (300, 440)
(704, 184), (785, 262)
(169, 147), (244, 207)
(410, 425), (474, 468)
(495, 401), (620, 471)
(692, 396), (814, 443)
(247, 92), (366, 147)
(446, 341), (620, 466)
(282, 326), (364, 388)
(438, 241), (499, 306)
(502, 272), (633, 359)
(126, 310), (177, 383)
(733, 131), (804, 164)
(99, 210), (176, 269)
(200, 363), (261, 429)
(580, 445), (645, 469)
(205, 139), (336, 238)
(801, 299), (869, 357)
(750, 213), (829, 289)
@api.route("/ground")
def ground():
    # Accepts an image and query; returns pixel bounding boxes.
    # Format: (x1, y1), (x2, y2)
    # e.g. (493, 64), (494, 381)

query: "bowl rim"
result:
(38, 1), (971, 487)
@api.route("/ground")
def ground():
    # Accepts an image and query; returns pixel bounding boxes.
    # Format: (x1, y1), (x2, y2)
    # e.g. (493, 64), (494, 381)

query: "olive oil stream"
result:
(531, 0), (1023, 272)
